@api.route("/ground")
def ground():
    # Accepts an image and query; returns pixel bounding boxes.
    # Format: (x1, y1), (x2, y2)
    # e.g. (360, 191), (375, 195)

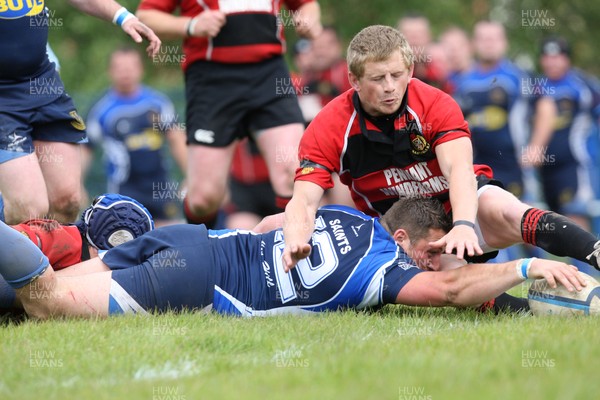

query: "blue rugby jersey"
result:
(0, 3), (64, 110)
(86, 86), (178, 200)
(208, 205), (423, 316)
(536, 70), (593, 167)
(452, 60), (530, 188)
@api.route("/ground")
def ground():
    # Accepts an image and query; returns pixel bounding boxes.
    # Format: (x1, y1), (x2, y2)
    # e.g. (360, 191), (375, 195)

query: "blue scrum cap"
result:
(80, 194), (155, 250)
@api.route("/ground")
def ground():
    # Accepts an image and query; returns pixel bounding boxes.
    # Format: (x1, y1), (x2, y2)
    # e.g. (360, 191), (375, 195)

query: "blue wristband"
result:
(113, 7), (134, 27)
(516, 258), (535, 279)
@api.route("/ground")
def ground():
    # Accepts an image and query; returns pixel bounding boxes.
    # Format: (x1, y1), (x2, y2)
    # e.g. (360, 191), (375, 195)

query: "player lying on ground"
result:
(0, 194), (154, 310)
(0, 197), (585, 319)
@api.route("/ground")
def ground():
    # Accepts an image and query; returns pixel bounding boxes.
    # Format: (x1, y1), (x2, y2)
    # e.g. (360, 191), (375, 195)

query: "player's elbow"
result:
(436, 272), (462, 306)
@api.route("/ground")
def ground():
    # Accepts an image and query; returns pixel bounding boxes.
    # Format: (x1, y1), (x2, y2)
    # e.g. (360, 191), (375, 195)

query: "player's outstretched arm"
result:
(68, 0), (160, 56)
(395, 258), (586, 307)
(282, 181), (324, 272)
(431, 137), (482, 259)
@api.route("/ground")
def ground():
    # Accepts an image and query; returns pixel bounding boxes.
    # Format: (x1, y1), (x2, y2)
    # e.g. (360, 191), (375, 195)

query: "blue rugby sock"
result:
(0, 220), (49, 288)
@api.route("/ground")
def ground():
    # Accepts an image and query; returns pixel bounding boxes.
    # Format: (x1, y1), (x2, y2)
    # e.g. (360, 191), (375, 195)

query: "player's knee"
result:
(186, 189), (224, 216)
(50, 192), (82, 222)
(3, 196), (49, 224)
(269, 164), (296, 195)
(16, 277), (56, 320)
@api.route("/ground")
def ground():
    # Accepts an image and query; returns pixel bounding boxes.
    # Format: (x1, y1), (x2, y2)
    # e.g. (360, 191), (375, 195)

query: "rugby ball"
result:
(528, 272), (600, 316)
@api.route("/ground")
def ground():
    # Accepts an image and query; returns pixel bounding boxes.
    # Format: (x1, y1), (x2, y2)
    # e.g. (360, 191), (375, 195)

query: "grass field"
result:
(0, 282), (598, 400)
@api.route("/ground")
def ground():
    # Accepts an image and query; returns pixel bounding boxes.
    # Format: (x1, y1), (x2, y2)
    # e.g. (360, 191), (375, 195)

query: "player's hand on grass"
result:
(528, 259), (586, 292)
(122, 18), (161, 57)
(282, 243), (311, 273)
(429, 225), (482, 260)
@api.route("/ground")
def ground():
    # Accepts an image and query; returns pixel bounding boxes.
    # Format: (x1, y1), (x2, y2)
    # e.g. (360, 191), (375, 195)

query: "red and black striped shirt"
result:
(138, 0), (314, 69)
(296, 78), (493, 216)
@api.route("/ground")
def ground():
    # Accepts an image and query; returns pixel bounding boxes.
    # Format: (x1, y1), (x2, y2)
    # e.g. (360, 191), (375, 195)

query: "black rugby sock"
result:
(521, 208), (599, 269)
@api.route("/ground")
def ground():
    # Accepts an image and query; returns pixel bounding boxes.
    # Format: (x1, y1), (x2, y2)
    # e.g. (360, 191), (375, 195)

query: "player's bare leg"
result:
(254, 123), (304, 208)
(477, 185), (600, 269)
(36, 141), (82, 223)
(16, 267), (111, 319)
(184, 143), (237, 226)
(476, 185), (529, 248)
(0, 153), (50, 224)
(54, 257), (111, 277)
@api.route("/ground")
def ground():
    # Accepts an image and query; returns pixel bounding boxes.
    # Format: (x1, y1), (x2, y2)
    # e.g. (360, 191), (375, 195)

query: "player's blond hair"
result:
(347, 25), (414, 79)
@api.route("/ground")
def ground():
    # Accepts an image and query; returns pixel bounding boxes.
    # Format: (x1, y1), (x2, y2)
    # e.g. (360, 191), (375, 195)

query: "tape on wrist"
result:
(186, 17), (198, 37)
(516, 257), (535, 280)
(113, 7), (135, 27)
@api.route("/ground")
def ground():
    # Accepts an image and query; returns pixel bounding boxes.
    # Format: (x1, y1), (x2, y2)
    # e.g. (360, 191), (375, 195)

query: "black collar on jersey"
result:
(350, 90), (435, 166)
(352, 90), (408, 145)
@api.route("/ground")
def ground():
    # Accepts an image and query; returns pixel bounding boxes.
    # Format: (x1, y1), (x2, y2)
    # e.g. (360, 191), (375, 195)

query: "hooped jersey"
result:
(208, 205), (422, 316)
(137, 0), (314, 69)
(296, 79), (493, 216)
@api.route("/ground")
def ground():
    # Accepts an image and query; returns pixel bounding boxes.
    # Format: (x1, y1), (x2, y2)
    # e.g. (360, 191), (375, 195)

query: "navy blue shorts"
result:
(103, 224), (218, 312)
(185, 56), (304, 147)
(540, 165), (589, 215)
(0, 90), (87, 163)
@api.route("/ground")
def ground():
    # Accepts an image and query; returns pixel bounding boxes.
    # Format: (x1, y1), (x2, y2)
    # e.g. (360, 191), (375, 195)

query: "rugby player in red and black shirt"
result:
(136, 0), (322, 229)
(281, 25), (600, 287)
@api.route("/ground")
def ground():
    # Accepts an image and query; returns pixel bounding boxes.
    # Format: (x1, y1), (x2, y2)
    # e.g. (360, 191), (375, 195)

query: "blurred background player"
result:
(225, 25), (353, 230)
(85, 47), (187, 226)
(439, 26), (474, 94)
(137, 0), (323, 229)
(452, 21), (531, 199)
(397, 12), (451, 93)
(0, 0), (160, 225)
(528, 36), (596, 233)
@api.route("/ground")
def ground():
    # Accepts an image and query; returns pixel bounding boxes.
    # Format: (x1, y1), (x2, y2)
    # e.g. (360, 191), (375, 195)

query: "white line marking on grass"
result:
(133, 359), (201, 381)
